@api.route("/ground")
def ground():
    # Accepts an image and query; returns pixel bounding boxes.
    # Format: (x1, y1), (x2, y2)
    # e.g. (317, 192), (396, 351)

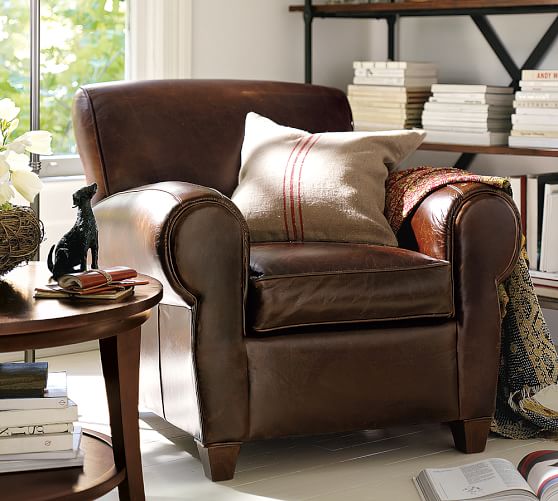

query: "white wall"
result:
(191, 0), (371, 91)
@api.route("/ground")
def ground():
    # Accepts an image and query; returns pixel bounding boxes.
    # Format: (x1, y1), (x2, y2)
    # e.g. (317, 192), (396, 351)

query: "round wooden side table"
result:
(0, 263), (163, 501)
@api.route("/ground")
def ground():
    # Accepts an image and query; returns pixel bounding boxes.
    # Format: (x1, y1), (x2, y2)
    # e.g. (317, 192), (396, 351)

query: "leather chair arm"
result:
(405, 182), (521, 419)
(407, 182), (520, 281)
(93, 180), (250, 443)
(93, 180), (250, 307)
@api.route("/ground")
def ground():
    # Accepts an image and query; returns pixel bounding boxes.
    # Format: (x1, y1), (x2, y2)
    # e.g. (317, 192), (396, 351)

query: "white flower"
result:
(0, 152), (9, 178)
(0, 181), (14, 205)
(5, 150), (29, 171)
(10, 165), (43, 203)
(7, 130), (53, 155)
(0, 98), (20, 122)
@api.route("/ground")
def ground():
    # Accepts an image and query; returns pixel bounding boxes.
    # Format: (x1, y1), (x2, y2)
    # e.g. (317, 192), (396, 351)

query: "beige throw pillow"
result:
(231, 112), (425, 246)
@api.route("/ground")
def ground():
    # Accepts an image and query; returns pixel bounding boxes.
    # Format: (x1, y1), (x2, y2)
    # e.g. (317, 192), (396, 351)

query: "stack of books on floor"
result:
(349, 61), (436, 131)
(0, 362), (82, 473)
(423, 84), (514, 145)
(510, 69), (558, 149)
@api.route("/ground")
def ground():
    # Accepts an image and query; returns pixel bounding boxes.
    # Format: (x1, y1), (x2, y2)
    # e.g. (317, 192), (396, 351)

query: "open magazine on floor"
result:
(414, 450), (558, 501)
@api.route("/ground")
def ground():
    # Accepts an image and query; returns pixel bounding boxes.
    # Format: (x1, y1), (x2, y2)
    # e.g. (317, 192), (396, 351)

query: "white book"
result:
(414, 457), (545, 501)
(509, 136), (558, 149)
(423, 111), (512, 122)
(516, 107), (558, 116)
(540, 184), (558, 272)
(0, 400), (77, 428)
(423, 123), (511, 133)
(516, 91), (558, 101)
(348, 84), (431, 96)
(0, 423), (73, 437)
(348, 97), (424, 109)
(522, 69), (558, 81)
(511, 130), (558, 138)
(424, 130), (509, 146)
(431, 94), (514, 105)
(424, 102), (512, 113)
(509, 175), (526, 234)
(353, 109), (423, 120)
(535, 284), (558, 299)
(512, 114), (558, 127)
(514, 100), (558, 108)
(354, 61), (437, 72)
(530, 270), (558, 281)
(0, 426), (82, 461)
(431, 84), (513, 94)
(525, 174), (558, 270)
(355, 68), (437, 78)
(521, 80), (558, 90)
(0, 450), (84, 473)
(354, 121), (411, 132)
(0, 431), (73, 455)
(0, 372), (67, 411)
(353, 76), (436, 87)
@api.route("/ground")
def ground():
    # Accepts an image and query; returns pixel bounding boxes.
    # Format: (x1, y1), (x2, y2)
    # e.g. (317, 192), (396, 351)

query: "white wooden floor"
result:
(42, 350), (557, 501)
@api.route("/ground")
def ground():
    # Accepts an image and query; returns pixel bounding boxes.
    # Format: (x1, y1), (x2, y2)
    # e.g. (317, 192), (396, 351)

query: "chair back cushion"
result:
(72, 79), (353, 202)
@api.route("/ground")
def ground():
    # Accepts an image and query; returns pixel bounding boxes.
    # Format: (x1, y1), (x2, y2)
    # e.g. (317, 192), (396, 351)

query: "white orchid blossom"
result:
(0, 96), (51, 209)
(0, 152), (9, 178)
(0, 98), (20, 122)
(7, 130), (53, 155)
(0, 181), (15, 205)
(10, 166), (43, 203)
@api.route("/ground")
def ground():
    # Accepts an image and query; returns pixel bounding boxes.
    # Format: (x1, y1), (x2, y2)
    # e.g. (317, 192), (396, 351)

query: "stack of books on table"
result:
(423, 84), (514, 145)
(349, 61), (436, 131)
(0, 363), (82, 473)
(510, 69), (558, 149)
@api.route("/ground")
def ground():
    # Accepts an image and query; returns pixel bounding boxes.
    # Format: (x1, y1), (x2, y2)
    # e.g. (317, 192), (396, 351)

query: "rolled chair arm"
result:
(93, 180), (250, 444)
(405, 182), (521, 420)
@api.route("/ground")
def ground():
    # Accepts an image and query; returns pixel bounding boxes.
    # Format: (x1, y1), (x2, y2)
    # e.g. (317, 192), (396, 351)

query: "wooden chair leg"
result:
(196, 441), (241, 481)
(450, 418), (492, 453)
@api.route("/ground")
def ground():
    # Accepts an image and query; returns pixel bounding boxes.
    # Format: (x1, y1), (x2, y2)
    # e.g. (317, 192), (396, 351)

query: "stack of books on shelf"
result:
(0, 362), (82, 473)
(422, 84), (514, 146)
(349, 61), (436, 131)
(510, 69), (558, 149)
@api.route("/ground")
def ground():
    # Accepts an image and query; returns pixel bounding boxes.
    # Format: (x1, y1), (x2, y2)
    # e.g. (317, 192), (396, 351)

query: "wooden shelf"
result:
(419, 143), (558, 157)
(289, 1), (558, 17)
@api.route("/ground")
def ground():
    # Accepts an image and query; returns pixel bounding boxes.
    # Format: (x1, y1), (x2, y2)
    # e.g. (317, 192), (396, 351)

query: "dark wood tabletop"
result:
(0, 262), (163, 500)
(0, 263), (162, 350)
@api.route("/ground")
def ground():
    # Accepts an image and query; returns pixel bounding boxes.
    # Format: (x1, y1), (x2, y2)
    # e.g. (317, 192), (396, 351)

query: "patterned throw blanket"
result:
(385, 166), (558, 439)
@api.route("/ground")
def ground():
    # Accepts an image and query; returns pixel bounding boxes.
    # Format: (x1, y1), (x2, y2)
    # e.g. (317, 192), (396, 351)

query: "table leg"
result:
(99, 328), (145, 501)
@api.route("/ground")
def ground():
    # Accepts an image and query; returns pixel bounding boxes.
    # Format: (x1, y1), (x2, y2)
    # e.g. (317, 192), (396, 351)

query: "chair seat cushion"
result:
(248, 242), (454, 333)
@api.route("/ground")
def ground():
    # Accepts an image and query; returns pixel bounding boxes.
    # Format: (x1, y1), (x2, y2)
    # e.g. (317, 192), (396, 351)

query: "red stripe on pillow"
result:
(297, 134), (321, 241)
(283, 138), (304, 240)
(290, 135), (314, 240)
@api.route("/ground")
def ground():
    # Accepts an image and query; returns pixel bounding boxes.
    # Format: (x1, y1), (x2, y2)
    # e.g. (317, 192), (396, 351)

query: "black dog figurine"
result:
(47, 183), (99, 280)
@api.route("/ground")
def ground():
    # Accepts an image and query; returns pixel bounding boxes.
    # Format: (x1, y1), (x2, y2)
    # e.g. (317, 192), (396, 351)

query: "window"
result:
(0, 0), (126, 161)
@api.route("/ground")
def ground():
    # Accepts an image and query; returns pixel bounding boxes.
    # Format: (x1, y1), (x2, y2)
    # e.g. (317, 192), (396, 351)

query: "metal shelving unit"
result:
(290, 0), (558, 166)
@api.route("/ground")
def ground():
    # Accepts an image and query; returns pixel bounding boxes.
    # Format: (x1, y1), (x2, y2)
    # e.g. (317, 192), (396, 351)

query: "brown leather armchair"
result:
(72, 80), (521, 481)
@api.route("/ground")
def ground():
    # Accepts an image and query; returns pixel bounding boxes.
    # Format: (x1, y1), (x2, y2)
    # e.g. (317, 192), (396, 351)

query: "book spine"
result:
(0, 396), (68, 411)
(516, 92), (558, 101)
(513, 100), (558, 108)
(0, 363), (48, 396)
(0, 402), (77, 428)
(0, 423), (73, 436)
(0, 432), (73, 454)
(522, 70), (558, 81)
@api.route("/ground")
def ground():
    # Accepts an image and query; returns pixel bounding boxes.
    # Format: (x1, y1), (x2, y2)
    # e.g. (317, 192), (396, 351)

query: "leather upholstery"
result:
(72, 79), (521, 460)
(249, 242), (453, 332)
(72, 79), (353, 203)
